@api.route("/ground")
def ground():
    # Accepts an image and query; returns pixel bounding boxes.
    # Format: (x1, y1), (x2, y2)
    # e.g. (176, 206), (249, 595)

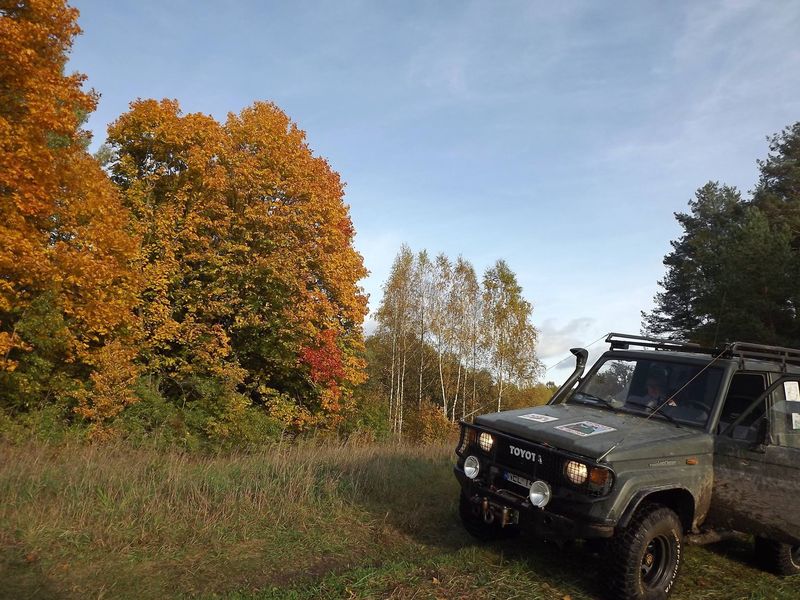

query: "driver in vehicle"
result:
(626, 373), (708, 423)
(627, 375), (667, 409)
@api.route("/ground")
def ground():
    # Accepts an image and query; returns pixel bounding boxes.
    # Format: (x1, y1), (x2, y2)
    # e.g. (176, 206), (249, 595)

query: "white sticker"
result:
(555, 421), (616, 437)
(792, 413), (800, 430)
(518, 413), (558, 423)
(784, 381), (800, 402)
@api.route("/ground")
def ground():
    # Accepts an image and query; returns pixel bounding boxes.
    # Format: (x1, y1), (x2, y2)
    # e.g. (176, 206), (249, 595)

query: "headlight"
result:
(478, 432), (494, 452)
(528, 480), (552, 508)
(564, 460), (589, 485)
(464, 455), (480, 479)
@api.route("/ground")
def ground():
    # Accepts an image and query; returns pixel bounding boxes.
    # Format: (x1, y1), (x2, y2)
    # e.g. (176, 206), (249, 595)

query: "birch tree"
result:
(413, 251), (433, 408)
(430, 254), (453, 418)
(448, 257), (474, 421)
(482, 260), (541, 411)
(375, 246), (414, 434)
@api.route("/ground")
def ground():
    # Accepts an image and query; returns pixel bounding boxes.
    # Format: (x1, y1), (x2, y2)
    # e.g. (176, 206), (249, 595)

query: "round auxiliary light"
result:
(528, 480), (552, 508)
(565, 460), (589, 485)
(478, 432), (494, 452)
(464, 455), (480, 480)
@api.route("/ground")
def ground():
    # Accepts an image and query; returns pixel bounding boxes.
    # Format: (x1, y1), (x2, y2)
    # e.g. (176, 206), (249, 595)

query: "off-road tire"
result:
(458, 493), (518, 541)
(755, 536), (800, 576)
(606, 504), (683, 600)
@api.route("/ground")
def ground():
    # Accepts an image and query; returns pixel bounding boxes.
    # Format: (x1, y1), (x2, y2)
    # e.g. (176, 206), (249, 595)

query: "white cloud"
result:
(537, 317), (597, 360)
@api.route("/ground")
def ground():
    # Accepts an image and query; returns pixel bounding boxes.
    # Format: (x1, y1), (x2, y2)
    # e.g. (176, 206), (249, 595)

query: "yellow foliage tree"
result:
(0, 0), (139, 426)
(107, 99), (367, 431)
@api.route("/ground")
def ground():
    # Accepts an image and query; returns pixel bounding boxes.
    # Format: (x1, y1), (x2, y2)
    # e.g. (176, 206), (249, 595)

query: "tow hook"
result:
(481, 497), (495, 524)
(501, 505), (518, 527)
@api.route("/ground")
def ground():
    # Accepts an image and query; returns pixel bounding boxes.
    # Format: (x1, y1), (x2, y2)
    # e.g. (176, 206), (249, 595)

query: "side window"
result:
(770, 379), (800, 450)
(718, 372), (767, 442)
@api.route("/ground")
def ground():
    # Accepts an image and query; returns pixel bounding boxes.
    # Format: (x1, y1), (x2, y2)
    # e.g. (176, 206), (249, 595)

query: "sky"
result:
(68, 0), (800, 382)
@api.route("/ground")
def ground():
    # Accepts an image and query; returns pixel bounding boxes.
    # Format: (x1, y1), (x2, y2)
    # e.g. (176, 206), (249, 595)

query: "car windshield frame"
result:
(567, 354), (725, 430)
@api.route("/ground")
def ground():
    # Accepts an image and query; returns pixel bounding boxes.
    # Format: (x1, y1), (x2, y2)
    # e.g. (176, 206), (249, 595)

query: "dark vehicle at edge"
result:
(454, 333), (800, 600)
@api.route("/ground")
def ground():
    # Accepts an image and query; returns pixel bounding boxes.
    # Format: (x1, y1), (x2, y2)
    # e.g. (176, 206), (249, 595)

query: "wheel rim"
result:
(641, 535), (672, 589)
(791, 545), (800, 568)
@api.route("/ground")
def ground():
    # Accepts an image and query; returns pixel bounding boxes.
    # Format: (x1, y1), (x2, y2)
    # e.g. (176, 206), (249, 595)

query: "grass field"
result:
(0, 440), (797, 600)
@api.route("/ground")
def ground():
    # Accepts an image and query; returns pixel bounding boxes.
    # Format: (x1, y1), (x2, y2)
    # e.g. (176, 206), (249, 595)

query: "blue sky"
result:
(69, 0), (800, 381)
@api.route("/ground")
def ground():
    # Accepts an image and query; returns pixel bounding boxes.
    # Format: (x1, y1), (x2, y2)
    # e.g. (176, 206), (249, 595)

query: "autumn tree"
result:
(107, 99), (367, 434)
(226, 102), (368, 429)
(0, 0), (139, 429)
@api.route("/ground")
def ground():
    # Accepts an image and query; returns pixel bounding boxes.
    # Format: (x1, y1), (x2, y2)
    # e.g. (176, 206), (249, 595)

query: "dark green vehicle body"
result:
(454, 335), (800, 549)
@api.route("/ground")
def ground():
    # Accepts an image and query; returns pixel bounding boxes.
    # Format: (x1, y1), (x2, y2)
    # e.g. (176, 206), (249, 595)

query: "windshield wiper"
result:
(573, 392), (617, 411)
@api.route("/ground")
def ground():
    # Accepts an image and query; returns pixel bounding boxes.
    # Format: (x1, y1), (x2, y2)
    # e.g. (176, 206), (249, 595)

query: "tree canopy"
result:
(0, 0), (140, 431)
(370, 246), (543, 436)
(643, 123), (800, 347)
(1, 1), (367, 443)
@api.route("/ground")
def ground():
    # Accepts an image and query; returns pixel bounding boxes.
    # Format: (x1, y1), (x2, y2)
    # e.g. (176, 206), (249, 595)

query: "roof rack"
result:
(727, 341), (800, 369)
(605, 333), (800, 369)
(605, 333), (717, 354)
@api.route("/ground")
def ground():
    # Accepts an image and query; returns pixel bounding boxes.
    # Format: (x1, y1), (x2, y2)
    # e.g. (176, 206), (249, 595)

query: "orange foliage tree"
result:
(0, 0), (139, 426)
(107, 99), (367, 431)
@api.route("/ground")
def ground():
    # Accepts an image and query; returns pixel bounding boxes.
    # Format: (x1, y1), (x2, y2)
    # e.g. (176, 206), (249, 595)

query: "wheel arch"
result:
(618, 487), (696, 533)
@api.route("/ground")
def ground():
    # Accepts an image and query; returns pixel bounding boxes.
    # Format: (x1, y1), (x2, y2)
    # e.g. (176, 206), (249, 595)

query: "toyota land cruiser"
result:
(454, 333), (800, 600)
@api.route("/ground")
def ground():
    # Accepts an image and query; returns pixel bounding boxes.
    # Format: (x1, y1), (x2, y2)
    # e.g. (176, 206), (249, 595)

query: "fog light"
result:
(464, 455), (480, 479)
(528, 480), (551, 508)
(478, 432), (494, 452)
(565, 460), (588, 485)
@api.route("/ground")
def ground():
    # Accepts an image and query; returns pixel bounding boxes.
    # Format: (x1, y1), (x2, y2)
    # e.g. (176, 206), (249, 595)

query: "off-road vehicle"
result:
(454, 333), (800, 600)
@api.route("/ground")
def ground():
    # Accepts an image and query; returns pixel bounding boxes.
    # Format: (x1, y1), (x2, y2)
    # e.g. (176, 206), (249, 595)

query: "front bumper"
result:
(455, 465), (614, 539)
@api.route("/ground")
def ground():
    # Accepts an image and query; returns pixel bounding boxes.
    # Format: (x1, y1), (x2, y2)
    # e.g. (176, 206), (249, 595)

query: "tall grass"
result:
(0, 440), (458, 599)
(2, 440), (797, 600)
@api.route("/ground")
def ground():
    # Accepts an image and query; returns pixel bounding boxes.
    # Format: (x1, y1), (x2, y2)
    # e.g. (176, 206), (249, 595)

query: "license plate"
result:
(503, 471), (533, 489)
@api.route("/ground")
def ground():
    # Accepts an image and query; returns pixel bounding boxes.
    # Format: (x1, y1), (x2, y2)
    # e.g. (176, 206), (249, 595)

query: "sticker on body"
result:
(555, 421), (616, 437)
(518, 413), (558, 423)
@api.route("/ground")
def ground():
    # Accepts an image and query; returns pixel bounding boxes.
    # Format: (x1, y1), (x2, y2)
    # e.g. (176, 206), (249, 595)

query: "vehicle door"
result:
(710, 374), (800, 544)
(760, 376), (800, 544)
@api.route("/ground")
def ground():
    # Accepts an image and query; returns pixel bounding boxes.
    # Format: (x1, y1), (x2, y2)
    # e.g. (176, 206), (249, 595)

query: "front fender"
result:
(604, 457), (713, 531)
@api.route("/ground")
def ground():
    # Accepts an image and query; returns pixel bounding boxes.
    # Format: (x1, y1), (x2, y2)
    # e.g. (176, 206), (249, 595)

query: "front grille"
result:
(494, 437), (564, 484)
(457, 423), (613, 498)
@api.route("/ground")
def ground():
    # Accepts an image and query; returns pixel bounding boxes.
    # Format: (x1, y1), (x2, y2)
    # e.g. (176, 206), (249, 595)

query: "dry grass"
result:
(0, 440), (797, 600)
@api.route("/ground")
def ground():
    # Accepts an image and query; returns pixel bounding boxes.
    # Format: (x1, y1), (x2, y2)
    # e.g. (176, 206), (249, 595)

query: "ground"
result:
(0, 441), (796, 599)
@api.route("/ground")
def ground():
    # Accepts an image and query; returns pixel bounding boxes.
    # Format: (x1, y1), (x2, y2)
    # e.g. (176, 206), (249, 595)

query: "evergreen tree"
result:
(644, 123), (800, 347)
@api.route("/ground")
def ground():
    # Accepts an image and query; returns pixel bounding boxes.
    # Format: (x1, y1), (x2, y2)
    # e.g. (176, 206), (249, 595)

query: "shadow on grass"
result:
(696, 536), (759, 569)
(495, 536), (606, 598)
(338, 450), (606, 598)
(330, 451), (468, 548)
(0, 543), (63, 600)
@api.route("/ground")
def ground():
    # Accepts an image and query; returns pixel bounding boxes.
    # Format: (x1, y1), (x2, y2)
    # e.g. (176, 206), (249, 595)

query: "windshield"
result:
(567, 356), (724, 429)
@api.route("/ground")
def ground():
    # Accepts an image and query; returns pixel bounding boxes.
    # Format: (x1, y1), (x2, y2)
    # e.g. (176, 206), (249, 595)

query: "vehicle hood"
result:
(474, 403), (710, 462)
